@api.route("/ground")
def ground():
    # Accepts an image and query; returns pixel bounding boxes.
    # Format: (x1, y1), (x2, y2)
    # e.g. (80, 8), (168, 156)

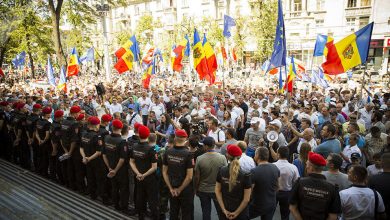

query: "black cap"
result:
(351, 152), (361, 159)
(200, 137), (215, 147)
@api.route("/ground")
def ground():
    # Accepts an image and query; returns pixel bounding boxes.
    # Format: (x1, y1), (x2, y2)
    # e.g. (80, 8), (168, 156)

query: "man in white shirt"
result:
(237, 141), (256, 173)
(138, 91), (151, 125)
(207, 117), (225, 148)
(296, 128), (317, 152)
(359, 102), (374, 130)
(126, 105), (142, 129)
(273, 146), (300, 220)
(339, 165), (386, 220)
(106, 97), (122, 114)
(341, 133), (362, 169)
(149, 96), (165, 121)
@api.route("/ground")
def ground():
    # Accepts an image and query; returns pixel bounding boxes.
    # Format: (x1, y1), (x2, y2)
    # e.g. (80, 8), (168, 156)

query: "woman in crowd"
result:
(293, 142), (312, 177)
(155, 113), (174, 146)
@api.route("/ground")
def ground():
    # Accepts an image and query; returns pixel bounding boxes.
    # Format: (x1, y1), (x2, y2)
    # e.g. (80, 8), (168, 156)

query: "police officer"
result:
(0, 101), (11, 159)
(289, 152), (341, 220)
(129, 125), (159, 220)
(162, 129), (194, 220)
(80, 116), (105, 201)
(35, 107), (52, 177)
(100, 113), (112, 204)
(50, 110), (64, 182)
(26, 103), (41, 171)
(13, 103), (30, 169)
(60, 105), (85, 192)
(102, 119), (129, 212)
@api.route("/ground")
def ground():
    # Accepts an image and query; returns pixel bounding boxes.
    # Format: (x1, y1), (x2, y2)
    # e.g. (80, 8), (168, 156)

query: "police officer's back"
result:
(35, 107), (52, 177)
(162, 129), (194, 220)
(80, 116), (105, 201)
(50, 110), (64, 181)
(289, 152), (341, 220)
(129, 125), (158, 220)
(102, 119), (129, 211)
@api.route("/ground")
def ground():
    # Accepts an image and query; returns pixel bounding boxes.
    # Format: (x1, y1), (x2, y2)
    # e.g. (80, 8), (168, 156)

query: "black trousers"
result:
(86, 159), (105, 200)
(276, 191), (290, 220)
(19, 139), (31, 169)
(169, 188), (194, 220)
(135, 176), (159, 219)
(67, 149), (86, 192)
(111, 168), (129, 210)
(37, 142), (50, 177)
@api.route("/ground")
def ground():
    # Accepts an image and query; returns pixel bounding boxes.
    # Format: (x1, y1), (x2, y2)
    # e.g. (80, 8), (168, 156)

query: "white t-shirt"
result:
(138, 97), (151, 116)
(297, 138), (318, 153)
(367, 165), (383, 176)
(342, 145), (361, 168)
(340, 187), (385, 220)
(208, 128), (226, 143)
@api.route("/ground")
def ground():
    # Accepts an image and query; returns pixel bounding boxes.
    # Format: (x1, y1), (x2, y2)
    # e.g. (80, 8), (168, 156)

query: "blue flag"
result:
(267, 0), (286, 72)
(47, 57), (56, 86)
(12, 51), (26, 67)
(130, 35), (141, 62)
(223, 15), (236, 38)
(185, 34), (191, 57)
(311, 68), (329, 88)
(80, 47), (94, 63)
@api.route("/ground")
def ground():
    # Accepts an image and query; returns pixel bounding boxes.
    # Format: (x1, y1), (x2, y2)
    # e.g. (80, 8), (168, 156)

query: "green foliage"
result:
(135, 14), (154, 46)
(198, 16), (223, 47)
(249, 0), (278, 62)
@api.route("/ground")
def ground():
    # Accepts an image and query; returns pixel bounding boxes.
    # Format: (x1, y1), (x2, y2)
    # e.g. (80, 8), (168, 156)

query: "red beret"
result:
(33, 104), (42, 109)
(308, 152), (326, 167)
(42, 107), (52, 114)
(112, 119), (123, 129)
(12, 102), (19, 109)
(227, 144), (242, 157)
(16, 102), (26, 110)
(88, 116), (100, 125)
(138, 125), (150, 139)
(175, 129), (188, 138)
(101, 114), (112, 122)
(76, 113), (85, 121)
(0, 101), (8, 106)
(134, 122), (142, 131)
(54, 110), (64, 118)
(70, 105), (81, 114)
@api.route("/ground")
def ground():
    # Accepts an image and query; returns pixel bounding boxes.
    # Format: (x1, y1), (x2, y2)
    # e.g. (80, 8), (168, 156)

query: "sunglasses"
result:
(350, 117), (357, 119)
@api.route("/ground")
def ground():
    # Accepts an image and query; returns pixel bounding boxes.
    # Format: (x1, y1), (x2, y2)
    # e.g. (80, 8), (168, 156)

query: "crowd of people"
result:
(0, 72), (389, 220)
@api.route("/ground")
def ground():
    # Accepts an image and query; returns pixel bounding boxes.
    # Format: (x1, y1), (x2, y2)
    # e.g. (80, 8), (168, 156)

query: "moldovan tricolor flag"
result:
(283, 56), (297, 94)
(114, 35), (140, 74)
(313, 34), (334, 57)
(193, 29), (209, 80)
(202, 33), (217, 84)
(322, 22), (373, 75)
(67, 48), (80, 77)
(172, 37), (189, 72)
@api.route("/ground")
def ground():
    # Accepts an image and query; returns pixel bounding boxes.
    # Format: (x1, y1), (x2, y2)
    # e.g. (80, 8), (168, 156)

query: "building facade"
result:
(90, 0), (389, 73)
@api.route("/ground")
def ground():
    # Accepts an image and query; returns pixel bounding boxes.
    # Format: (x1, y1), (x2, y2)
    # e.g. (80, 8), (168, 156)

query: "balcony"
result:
(345, 6), (371, 17)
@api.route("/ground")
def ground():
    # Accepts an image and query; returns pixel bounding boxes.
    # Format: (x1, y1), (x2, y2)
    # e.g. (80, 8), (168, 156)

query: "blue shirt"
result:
(314, 138), (341, 158)
(344, 134), (365, 149)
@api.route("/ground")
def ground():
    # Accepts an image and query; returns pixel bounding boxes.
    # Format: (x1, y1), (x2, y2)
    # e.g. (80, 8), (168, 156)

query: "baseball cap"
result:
(200, 137), (215, 147)
(351, 152), (361, 159)
(269, 119), (282, 129)
(250, 117), (261, 124)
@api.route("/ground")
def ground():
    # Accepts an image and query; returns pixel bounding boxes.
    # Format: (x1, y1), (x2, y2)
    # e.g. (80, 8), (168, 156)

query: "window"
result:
(346, 17), (356, 26)
(135, 5), (139, 15)
(156, 0), (162, 10)
(145, 2), (150, 11)
(306, 24), (310, 35)
(293, 0), (302, 11)
(170, 0), (174, 7)
(202, 9), (209, 16)
(182, 0), (188, 7)
(361, 0), (371, 6)
(316, 19), (324, 27)
(347, 0), (357, 8)
(359, 17), (369, 28)
(291, 33), (300, 37)
(316, 0), (325, 10)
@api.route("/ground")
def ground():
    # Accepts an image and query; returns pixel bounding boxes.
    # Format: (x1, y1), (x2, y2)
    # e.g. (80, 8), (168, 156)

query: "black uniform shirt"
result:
(216, 165), (252, 212)
(26, 113), (40, 137)
(50, 120), (62, 144)
(162, 146), (194, 188)
(289, 173), (341, 220)
(81, 129), (103, 157)
(61, 117), (79, 148)
(36, 118), (51, 140)
(102, 133), (127, 169)
(129, 141), (157, 175)
(15, 113), (27, 139)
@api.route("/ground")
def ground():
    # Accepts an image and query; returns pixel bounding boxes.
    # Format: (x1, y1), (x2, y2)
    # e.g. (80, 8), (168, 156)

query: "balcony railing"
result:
(345, 6), (371, 17)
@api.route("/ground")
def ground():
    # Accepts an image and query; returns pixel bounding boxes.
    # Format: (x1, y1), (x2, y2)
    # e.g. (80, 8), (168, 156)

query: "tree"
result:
(249, 0), (278, 62)
(135, 14), (154, 47)
(199, 16), (223, 47)
(233, 10), (248, 64)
